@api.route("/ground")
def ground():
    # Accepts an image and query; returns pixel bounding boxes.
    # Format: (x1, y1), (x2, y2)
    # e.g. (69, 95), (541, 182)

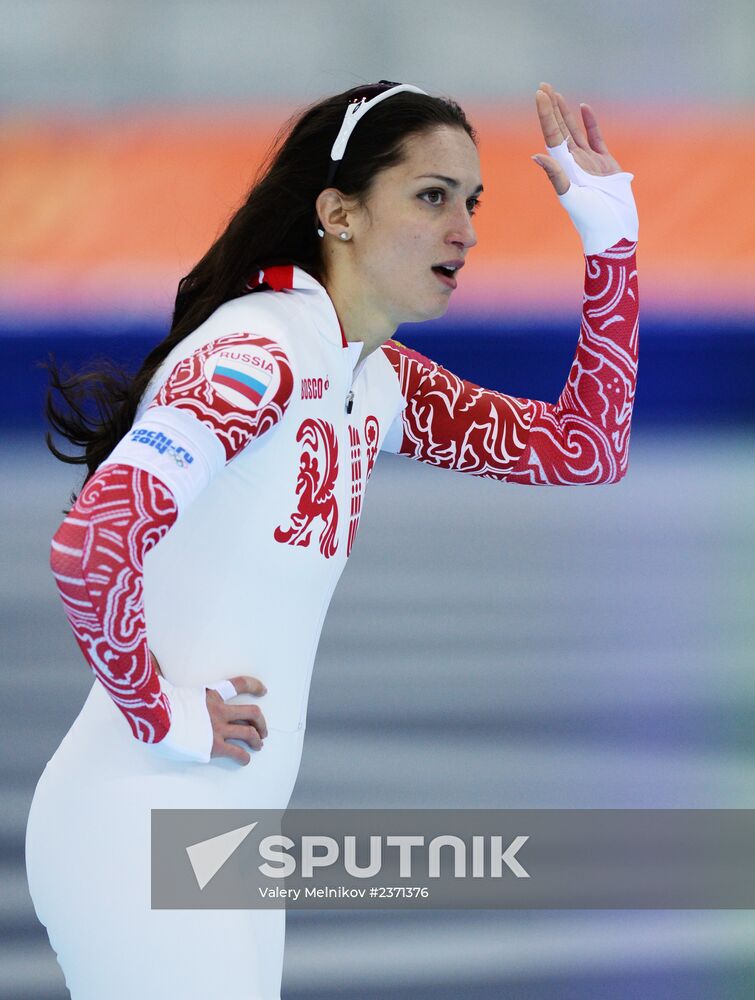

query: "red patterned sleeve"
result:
(382, 238), (638, 485)
(50, 331), (294, 754)
(51, 466), (178, 743)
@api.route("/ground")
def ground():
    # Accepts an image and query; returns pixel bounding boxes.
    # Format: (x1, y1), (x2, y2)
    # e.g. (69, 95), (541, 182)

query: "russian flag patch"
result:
(211, 363), (271, 405)
(204, 341), (279, 412)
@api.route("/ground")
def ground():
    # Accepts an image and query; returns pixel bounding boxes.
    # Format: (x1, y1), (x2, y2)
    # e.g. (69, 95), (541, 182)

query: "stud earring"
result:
(339, 232), (349, 241)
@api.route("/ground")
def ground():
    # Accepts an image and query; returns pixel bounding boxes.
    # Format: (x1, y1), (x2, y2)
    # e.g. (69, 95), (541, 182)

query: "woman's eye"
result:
(420, 190), (444, 206)
(420, 190), (481, 215)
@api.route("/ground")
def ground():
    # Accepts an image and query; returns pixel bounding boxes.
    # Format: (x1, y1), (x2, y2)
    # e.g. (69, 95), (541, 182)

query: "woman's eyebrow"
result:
(415, 174), (484, 194)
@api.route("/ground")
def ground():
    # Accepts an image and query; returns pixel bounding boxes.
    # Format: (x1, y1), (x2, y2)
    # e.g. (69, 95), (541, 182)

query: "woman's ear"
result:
(315, 188), (357, 239)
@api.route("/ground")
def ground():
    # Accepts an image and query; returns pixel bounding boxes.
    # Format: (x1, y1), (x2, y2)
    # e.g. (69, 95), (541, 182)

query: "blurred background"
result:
(2, 1), (754, 998)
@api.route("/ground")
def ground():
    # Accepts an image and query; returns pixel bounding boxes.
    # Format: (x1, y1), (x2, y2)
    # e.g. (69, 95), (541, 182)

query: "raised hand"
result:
(533, 81), (622, 195)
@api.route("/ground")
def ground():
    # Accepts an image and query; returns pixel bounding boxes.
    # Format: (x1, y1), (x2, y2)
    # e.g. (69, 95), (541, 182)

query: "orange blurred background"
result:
(3, 104), (753, 320)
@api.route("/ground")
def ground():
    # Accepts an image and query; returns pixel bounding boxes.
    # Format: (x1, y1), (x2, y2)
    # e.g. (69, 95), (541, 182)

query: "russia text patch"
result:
(204, 343), (280, 411)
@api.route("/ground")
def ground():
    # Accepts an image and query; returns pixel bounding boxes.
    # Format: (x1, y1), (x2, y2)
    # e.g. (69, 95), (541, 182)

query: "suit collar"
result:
(245, 264), (348, 347)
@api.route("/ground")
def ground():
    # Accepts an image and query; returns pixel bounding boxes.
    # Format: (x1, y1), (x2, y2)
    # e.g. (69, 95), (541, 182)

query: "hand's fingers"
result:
(226, 702), (268, 739)
(537, 82), (571, 146)
(225, 723), (264, 751)
(228, 675), (267, 696)
(555, 90), (591, 151)
(532, 154), (570, 196)
(535, 88), (565, 148)
(220, 744), (252, 766)
(149, 651), (163, 677)
(579, 102), (610, 155)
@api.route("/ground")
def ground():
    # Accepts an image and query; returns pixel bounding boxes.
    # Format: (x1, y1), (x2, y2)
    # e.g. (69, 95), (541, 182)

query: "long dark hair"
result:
(45, 81), (477, 487)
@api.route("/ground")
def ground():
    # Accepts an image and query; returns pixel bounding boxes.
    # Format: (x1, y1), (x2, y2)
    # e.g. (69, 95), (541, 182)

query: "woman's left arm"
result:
(382, 84), (639, 486)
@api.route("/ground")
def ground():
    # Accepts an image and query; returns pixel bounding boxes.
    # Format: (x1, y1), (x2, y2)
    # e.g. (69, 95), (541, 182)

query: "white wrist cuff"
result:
(207, 679), (238, 701)
(547, 137), (639, 255)
(148, 676), (214, 764)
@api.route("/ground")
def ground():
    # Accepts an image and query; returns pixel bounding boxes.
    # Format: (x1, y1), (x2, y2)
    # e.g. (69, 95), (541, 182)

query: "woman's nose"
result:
(448, 214), (477, 250)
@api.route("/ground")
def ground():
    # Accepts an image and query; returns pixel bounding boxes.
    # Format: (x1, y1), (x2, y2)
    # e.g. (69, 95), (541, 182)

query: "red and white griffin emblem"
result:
(274, 418), (340, 558)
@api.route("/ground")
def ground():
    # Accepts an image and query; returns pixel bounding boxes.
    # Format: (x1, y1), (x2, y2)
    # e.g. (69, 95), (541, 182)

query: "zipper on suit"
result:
(345, 351), (366, 413)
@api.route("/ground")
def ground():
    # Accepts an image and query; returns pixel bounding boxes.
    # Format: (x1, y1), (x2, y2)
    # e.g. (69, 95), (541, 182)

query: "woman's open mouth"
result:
(431, 265), (458, 290)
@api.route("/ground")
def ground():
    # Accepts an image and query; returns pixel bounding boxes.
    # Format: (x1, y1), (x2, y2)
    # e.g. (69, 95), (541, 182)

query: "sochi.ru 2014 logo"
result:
(130, 428), (194, 467)
(301, 377), (329, 400)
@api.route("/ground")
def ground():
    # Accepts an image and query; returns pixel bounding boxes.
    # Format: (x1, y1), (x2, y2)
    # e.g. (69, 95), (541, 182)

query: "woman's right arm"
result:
(50, 329), (293, 763)
(381, 85), (639, 486)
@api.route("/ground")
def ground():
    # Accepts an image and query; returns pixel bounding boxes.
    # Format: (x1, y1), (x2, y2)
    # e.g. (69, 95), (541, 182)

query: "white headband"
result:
(328, 83), (429, 164)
